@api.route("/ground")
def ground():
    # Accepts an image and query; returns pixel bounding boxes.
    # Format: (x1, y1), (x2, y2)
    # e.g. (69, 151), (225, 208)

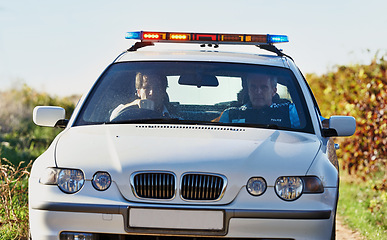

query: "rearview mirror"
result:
(178, 74), (219, 87)
(322, 116), (356, 137)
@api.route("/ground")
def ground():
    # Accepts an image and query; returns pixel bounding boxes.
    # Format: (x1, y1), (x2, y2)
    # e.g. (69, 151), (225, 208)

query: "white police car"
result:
(29, 31), (356, 240)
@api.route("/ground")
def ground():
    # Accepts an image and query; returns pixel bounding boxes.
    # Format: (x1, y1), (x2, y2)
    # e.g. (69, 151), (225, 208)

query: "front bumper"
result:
(29, 178), (336, 240)
(32, 201), (331, 236)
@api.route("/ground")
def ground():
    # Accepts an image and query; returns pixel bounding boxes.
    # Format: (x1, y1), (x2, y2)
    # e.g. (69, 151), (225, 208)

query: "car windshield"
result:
(75, 61), (313, 133)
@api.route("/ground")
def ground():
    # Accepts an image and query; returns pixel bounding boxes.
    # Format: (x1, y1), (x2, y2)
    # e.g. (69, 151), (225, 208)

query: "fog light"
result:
(246, 177), (267, 196)
(92, 172), (112, 191)
(60, 232), (99, 240)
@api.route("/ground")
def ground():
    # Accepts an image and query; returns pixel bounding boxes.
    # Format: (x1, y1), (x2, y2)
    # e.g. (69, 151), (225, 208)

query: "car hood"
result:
(55, 124), (321, 204)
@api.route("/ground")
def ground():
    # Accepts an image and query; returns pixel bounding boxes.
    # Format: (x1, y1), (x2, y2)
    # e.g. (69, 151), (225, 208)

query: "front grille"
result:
(132, 172), (175, 199)
(181, 174), (226, 201)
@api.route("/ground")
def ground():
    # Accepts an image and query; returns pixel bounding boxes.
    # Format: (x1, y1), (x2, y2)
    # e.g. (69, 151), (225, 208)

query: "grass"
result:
(338, 174), (387, 239)
(0, 158), (31, 240)
(0, 122), (61, 167)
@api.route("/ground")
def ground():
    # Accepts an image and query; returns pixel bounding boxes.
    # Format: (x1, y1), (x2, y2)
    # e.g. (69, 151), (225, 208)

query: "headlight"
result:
(92, 172), (112, 191)
(246, 177), (267, 196)
(275, 176), (303, 201)
(57, 169), (85, 194)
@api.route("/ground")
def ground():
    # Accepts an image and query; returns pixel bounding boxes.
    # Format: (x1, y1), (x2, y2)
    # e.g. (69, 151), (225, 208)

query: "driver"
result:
(110, 72), (170, 121)
(218, 73), (300, 128)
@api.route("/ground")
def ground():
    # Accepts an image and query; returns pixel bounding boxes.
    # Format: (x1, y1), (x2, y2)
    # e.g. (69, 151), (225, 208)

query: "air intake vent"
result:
(181, 173), (226, 201)
(136, 125), (245, 132)
(132, 172), (175, 199)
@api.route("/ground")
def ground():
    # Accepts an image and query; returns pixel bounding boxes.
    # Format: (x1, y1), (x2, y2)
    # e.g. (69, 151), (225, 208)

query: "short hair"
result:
(135, 72), (168, 90)
(246, 73), (277, 89)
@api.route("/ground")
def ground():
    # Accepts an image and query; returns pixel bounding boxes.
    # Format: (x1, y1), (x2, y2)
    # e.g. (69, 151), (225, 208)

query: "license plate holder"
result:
(129, 207), (224, 231)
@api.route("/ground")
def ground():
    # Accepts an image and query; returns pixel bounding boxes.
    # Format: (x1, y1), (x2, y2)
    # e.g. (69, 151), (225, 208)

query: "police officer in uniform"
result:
(218, 73), (300, 128)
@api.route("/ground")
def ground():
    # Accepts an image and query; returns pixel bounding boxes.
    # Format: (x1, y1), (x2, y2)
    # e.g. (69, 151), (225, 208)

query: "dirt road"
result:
(336, 217), (364, 240)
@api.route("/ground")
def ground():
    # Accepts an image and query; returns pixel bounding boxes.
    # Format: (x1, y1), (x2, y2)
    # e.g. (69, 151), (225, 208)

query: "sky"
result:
(0, 0), (386, 96)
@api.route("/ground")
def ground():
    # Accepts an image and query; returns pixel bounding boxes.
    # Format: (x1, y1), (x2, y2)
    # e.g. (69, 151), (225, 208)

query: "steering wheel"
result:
(111, 106), (163, 122)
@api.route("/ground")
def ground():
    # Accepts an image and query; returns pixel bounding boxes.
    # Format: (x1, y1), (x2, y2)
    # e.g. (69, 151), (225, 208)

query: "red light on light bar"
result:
(194, 34), (217, 41)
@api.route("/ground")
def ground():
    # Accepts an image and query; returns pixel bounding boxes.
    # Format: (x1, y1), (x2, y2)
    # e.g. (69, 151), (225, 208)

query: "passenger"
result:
(110, 72), (171, 120)
(218, 73), (300, 128)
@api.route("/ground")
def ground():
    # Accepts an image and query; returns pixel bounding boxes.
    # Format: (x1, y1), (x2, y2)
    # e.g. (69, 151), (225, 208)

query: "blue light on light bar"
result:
(125, 31), (141, 39)
(267, 35), (289, 44)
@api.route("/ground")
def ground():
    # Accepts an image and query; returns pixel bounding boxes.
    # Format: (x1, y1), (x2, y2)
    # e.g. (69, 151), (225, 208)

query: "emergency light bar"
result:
(125, 31), (288, 45)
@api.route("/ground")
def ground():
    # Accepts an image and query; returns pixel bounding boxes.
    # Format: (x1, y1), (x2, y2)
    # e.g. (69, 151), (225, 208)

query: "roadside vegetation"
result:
(307, 53), (387, 239)
(0, 55), (386, 239)
(0, 85), (78, 239)
(0, 158), (31, 239)
(338, 175), (386, 239)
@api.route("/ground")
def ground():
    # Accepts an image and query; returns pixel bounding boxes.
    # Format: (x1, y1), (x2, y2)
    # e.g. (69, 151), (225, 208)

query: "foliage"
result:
(0, 84), (78, 166)
(307, 54), (387, 238)
(0, 158), (32, 239)
(0, 85), (79, 239)
(306, 54), (387, 179)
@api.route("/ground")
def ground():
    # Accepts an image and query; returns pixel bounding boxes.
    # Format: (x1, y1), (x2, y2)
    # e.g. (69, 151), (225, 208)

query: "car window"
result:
(75, 61), (313, 133)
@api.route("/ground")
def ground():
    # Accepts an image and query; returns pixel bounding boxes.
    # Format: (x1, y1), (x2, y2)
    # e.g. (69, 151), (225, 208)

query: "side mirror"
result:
(33, 106), (67, 128)
(322, 116), (356, 137)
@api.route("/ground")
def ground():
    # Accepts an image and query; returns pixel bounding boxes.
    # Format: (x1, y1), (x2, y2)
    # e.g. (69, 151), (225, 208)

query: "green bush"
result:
(0, 84), (78, 166)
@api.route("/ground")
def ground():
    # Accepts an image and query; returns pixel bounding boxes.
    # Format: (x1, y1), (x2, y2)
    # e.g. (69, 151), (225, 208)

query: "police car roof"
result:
(116, 49), (288, 68)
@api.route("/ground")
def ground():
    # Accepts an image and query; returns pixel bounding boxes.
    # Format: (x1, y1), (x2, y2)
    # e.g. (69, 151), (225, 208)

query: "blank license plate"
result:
(129, 208), (224, 230)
